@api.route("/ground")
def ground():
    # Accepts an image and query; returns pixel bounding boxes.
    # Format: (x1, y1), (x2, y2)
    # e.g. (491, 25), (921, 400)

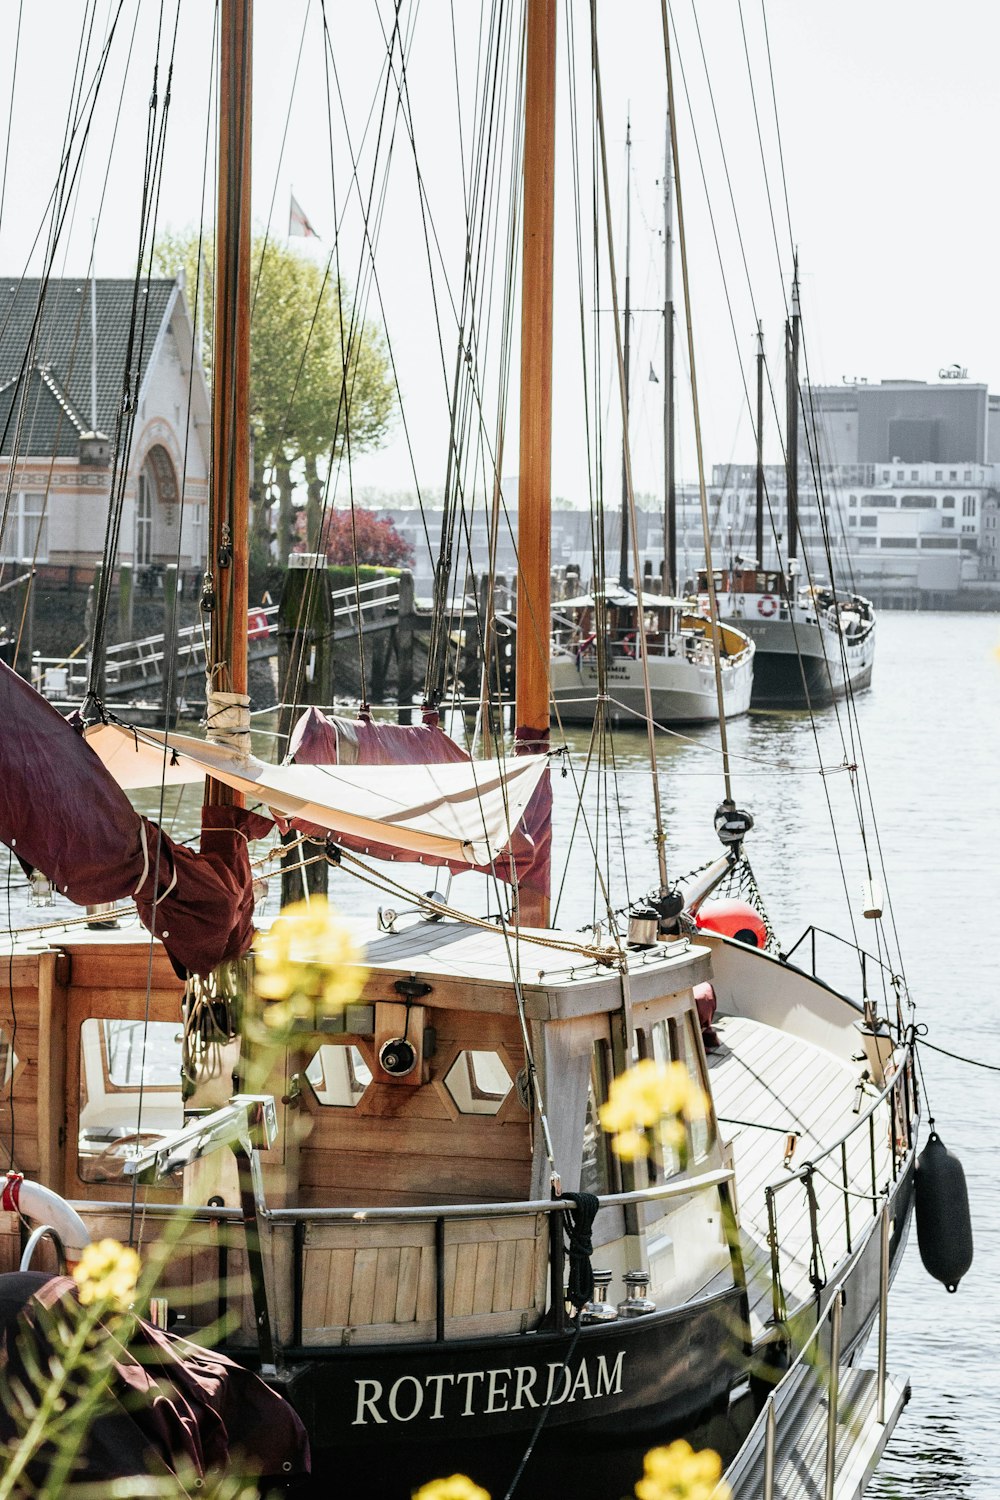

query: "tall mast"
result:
(663, 118), (675, 593)
(206, 0), (252, 806)
(514, 0), (556, 926)
(755, 320), (764, 568)
(785, 256), (800, 569)
(618, 117), (632, 591)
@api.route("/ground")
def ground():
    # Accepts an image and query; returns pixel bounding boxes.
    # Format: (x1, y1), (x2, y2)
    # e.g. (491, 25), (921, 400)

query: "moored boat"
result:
(551, 584), (754, 726)
(0, 3), (919, 1497)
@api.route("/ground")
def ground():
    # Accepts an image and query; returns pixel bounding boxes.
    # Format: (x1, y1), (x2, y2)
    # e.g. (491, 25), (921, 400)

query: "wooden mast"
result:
(206, 0), (252, 808)
(515, 0), (556, 927)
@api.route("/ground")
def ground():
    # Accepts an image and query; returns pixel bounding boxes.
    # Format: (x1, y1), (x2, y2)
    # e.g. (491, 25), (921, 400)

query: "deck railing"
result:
(67, 1165), (740, 1351)
(731, 1202), (893, 1500)
(762, 1042), (914, 1326)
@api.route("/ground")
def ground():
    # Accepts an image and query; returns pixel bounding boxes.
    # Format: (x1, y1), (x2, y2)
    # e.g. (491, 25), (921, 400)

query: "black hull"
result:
(750, 648), (873, 710)
(277, 1284), (747, 1500)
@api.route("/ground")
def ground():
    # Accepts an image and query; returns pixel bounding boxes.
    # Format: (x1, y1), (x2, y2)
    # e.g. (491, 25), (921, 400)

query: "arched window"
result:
(135, 444), (179, 564)
(135, 473), (152, 564)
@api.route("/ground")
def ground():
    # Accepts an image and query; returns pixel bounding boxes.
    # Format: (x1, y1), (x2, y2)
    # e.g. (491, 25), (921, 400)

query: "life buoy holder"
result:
(757, 594), (778, 619)
(2, 1172), (91, 1268)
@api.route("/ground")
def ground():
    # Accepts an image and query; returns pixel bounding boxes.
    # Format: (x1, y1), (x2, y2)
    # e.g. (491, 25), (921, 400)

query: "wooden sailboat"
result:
(702, 264), (876, 709)
(0, 4), (918, 1497)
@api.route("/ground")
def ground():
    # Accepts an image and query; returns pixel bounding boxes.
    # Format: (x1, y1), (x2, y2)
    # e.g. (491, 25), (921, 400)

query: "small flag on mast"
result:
(289, 193), (319, 239)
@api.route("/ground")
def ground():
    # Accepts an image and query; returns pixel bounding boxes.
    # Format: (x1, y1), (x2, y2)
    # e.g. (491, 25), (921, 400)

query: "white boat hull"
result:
(550, 646), (754, 725)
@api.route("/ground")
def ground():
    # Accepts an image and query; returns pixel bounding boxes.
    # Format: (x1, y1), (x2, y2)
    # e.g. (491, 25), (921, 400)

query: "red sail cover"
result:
(287, 707), (551, 895)
(0, 663), (271, 975)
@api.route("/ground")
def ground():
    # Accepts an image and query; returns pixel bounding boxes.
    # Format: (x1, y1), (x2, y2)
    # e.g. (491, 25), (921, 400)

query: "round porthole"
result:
(379, 1037), (418, 1077)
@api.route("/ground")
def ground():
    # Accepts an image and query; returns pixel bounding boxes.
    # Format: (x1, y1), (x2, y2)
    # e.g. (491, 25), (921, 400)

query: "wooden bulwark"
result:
(299, 1212), (549, 1346)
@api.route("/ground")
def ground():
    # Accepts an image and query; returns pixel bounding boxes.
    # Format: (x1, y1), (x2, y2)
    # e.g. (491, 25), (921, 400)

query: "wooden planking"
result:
(492, 1236), (518, 1314)
(299, 1213), (547, 1339)
(395, 1244), (422, 1323)
(299, 1145), (529, 1204)
(61, 946), (184, 993)
(371, 1247), (402, 1324)
(347, 1247), (379, 1326)
(707, 1013), (899, 1336)
(302, 1114), (530, 1162)
(472, 1241), (499, 1315)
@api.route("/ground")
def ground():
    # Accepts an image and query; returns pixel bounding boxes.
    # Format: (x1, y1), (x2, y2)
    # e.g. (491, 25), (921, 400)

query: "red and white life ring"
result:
(757, 594), (778, 619)
(2, 1172), (91, 1267)
(248, 609), (269, 640)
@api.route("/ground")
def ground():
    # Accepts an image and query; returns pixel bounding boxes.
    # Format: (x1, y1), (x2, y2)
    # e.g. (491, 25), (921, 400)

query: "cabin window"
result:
(0, 1028), (17, 1088)
(305, 1043), (372, 1107)
(580, 1040), (616, 1195)
(443, 1050), (513, 1116)
(647, 1013), (716, 1167)
(77, 1019), (183, 1183)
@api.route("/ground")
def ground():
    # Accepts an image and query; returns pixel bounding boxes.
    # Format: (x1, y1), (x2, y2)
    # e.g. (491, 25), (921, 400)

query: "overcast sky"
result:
(4, 1), (999, 507)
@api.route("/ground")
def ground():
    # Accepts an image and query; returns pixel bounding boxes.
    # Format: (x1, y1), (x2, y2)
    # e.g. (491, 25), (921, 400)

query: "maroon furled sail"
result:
(0, 662), (271, 975)
(288, 706), (551, 896)
(0, 1271), (309, 1482)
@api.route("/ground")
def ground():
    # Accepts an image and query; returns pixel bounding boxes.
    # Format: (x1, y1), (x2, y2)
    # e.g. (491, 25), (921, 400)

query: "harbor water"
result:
(2, 609), (996, 1494)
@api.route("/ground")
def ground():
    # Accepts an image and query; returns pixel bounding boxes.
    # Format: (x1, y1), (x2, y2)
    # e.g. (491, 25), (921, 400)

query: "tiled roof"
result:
(0, 277), (176, 459)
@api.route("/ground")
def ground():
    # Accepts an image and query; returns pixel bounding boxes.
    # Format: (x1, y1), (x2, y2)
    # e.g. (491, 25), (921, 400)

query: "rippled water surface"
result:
(4, 610), (998, 1493)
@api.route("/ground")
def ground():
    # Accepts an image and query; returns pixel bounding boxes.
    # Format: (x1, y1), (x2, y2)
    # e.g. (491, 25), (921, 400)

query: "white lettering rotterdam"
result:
(388, 1376), (424, 1422)
(486, 1368), (511, 1413)
(593, 1352), (626, 1398)
(351, 1353), (627, 1425)
(425, 1373), (455, 1420)
(512, 1365), (539, 1410)
(352, 1379), (387, 1426)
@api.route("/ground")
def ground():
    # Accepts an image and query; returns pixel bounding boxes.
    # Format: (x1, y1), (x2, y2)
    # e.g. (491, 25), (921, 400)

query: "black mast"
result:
(755, 320), (764, 569)
(663, 119), (676, 594)
(618, 117), (632, 590)
(785, 256), (800, 569)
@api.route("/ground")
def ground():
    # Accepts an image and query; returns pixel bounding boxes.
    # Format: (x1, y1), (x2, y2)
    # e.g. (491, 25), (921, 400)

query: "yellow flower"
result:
(635, 1441), (729, 1500)
(612, 1128), (650, 1161)
(255, 898), (365, 1022)
(599, 1059), (708, 1162)
(72, 1238), (141, 1313)
(413, 1478), (490, 1500)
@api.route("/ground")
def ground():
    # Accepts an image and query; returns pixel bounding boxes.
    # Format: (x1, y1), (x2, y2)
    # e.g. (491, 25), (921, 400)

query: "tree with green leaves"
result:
(154, 230), (395, 570)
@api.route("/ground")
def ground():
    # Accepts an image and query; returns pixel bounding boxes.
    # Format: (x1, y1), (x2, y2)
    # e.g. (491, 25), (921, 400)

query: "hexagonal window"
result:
(443, 1050), (513, 1116)
(305, 1044), (373, 1107)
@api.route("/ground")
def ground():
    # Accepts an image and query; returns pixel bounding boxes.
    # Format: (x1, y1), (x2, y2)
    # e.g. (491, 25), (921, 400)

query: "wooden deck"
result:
(707, 1014), (893, 1339)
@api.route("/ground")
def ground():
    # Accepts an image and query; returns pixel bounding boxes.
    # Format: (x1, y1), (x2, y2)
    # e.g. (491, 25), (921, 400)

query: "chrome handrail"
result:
(731, 1200), (892, 1500)
(763, 1056), (914, 1323)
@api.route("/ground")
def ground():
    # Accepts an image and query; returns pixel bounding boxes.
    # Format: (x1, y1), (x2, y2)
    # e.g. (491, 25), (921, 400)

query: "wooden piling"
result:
(396, 569), (415, 724)
(162, 564), (179, 724)
(278, 554), (334, 906)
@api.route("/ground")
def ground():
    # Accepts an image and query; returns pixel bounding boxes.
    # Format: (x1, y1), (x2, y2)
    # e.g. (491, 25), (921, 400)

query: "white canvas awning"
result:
(84, 724), (548, 867)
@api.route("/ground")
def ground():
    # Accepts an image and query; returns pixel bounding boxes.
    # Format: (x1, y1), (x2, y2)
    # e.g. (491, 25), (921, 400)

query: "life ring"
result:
(248, 609), (269, 640)
(757, 594), (778, 619)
